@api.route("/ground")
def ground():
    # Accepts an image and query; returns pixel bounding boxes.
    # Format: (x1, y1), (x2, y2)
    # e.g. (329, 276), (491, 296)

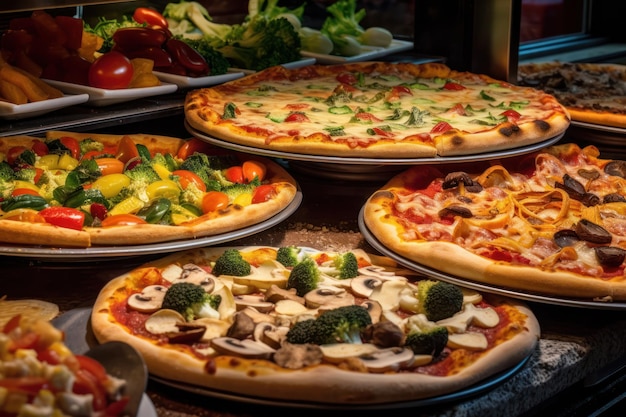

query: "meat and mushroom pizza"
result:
(91, 245), (539, 405)
(518, 62), (626, 128)
(0, 132), (298, 247)
(363, 143), (626, 302)
(185, 62), (570, 158)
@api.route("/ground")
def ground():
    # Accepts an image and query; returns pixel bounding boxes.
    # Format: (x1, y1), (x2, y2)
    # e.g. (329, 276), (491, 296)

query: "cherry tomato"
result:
(115, 135), (140, 164)
(39, 207), (85, 230)
(430, 121), (453, 134)
(133, 7), (169, 28)
(336, 72), (357, 85)
(225, 166), (244, 183)
(202, 191), (229, 213)
(242, 160), (266, 183)
(172, 170), (206, 192)
(90, 203), (108, 221)
(95, 157), (125, 176)
(88, 51), (134, 89)
(176, 138), (218, 160)
(30, 139), (48, 156)
(6, 146), (28, 166)
(252, 184), (275, 204)
(284, 112), (310, 123)
(501, 109), (522, 121)
(101, 213), (147, 227)
(59, 136), (80, 159)
(443, 82), (465, 91)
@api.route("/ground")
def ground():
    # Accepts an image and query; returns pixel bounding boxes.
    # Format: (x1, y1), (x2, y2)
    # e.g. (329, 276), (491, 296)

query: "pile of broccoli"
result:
(163, 0), (301, 71)
(161, 281), (222, 321)
(286, 305), (372, 345)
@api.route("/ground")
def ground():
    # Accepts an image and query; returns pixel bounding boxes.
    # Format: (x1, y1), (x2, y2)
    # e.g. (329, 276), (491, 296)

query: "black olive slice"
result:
(554, 229), (579, 248)
(594, 246), (626, 267)
(575, 219), (612, 244)
(581, 192), (600, 207)
(604, 193), (626, 203)
(555, 174), (585, 199)
(438, 205), (473, 218)
(604, 160), (626, 178)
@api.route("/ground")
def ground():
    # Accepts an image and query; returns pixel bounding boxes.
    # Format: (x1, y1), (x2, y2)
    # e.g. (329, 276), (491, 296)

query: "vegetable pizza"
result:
(185, 62), (570, 158)
(91, 246), (539, 404)
(0, 132), (297, 248)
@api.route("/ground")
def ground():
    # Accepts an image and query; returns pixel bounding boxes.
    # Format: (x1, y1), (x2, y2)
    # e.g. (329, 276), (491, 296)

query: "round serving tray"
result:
(0, 191), (302, 262)
(186, 121), (564, 166)
(358, 208), (626, 311)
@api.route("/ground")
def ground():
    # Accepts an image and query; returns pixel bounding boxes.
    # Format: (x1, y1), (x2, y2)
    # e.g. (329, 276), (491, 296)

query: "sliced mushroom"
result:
(145, 309), (186, 334)
(363, 320), (405, 348)
(361, 300), (382, 324)
(178, 263), (216, 292)
(195, 317), (231, 342)
(447, 332), (488, 350)
(233, 260), (289, 290)
(350, 276), (383, 298)
(234, 294), (274, 313)
(210, 337), (275, 359)
(320, 343), (380, 363)
(160, 264), (184, 282)
(167, 323), (207, 344)
(368, 279), (407, 312)
(252, 322), (289, 349)
(594, 246), (626, 267)
(127, 285), (168, 313)
(264, 285), (304, 304)
(576, 219), (612, 244)
(442, 172), (473, 189)
(437, 303), (499, 332)
(304, 287), (355, 309)
(239, 306), (276, 324)
(358, 347), (415, 373)
(578, 168), (600, 180)
(398, 288), (420, 313)
(226, 311), (256, 340)
(461, 288), (483, 305)
(273, 343), (323, 369)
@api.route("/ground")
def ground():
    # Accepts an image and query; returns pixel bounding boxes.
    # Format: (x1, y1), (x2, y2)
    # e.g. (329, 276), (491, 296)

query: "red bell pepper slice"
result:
(39, 207), (85, 231)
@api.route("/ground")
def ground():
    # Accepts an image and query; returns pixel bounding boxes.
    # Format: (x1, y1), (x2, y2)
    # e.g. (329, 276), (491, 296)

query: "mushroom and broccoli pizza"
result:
(184, 62), (570, 158)
(91, 246), (539, 405)
(0, 131), (297, 248)
(363, 143), (626, 302)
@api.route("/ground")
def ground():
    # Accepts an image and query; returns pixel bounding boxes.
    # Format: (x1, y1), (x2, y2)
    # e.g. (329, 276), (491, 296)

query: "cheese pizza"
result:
(363, 143), (626, 301)
(185, 62), (570, 158)
(91, 246), (539, 405)
(0, 132), (297, 248)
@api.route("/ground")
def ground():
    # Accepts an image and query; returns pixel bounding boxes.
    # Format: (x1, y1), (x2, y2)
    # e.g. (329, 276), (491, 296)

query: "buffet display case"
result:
(2, 1), (626, 416)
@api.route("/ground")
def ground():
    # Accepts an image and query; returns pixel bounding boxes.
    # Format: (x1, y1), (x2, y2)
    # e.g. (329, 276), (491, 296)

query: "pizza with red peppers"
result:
(0, 132), (297, 248)
(91, 245), (539, 405)
(185, 62), (570, 158)
(363, 143), (626, 301)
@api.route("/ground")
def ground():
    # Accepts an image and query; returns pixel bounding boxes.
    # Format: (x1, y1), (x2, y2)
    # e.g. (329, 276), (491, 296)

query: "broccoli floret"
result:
(285, 318), (317, 344)
(161, 282), (222, 321)
(178, 153), (237, 190)
(150, 153), (179, 172)
(314, 305), (372, 345)
(248, 0), (305, 21)
(320, 0), (366, 56)
(404, 326), (449, 357)
(14, 167), (37, 183)
(276, 245), (305, 268)
(180, 38), (230, 75)
(286, 257), (321, 297)
(124, 163), (161, 183)
(78, 138), (104, 156)
(334, 252), (359, 279)
(211, 249), (252, 276)
(37, 169), (69, 201)
(179, 181), (205, 207)
(216, 15), (301, 71)
(0, 161), (16, 199)
(163, 1), (232, 39)
(417, 280), (464, 322)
